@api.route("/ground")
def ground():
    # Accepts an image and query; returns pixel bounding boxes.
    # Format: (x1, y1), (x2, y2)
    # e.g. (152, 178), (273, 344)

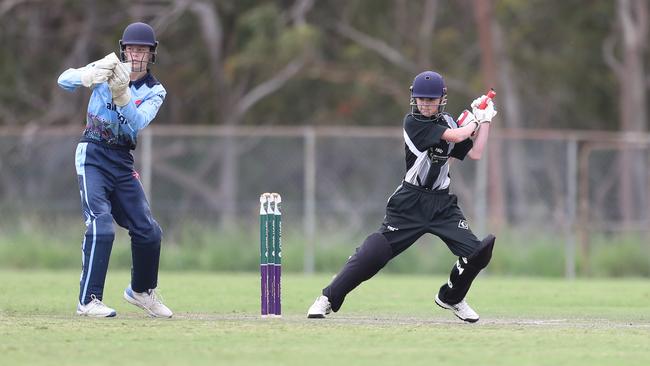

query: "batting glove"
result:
(457, 109), (480, 136)
(80, 53), (120, 88)
(108, 62), (132, 106)
(471, 96), (498, 124)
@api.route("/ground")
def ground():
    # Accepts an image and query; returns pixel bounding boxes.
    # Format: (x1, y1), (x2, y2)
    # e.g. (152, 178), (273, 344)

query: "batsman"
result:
(57, 22), (172, 318)
(308, 71), (497, 322)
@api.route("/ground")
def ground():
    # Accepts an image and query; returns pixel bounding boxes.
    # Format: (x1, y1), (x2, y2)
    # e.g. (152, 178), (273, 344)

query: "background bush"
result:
(1, 219), (647, 277)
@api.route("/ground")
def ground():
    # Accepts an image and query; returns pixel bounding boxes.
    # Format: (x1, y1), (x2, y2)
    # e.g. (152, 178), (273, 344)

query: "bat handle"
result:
(478, 89), (497, 110)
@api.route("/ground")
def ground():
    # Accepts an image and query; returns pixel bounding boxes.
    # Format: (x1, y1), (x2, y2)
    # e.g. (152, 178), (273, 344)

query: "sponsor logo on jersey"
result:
(106, 102), (130, 124)
(458, 219), (469, 229)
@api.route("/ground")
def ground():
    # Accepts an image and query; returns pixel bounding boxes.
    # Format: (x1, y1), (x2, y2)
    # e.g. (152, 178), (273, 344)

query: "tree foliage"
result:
(0, 0), (646, 132)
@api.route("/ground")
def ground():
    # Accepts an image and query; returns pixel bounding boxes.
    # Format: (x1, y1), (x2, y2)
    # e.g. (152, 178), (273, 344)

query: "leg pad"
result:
(438, 234), (496, 305)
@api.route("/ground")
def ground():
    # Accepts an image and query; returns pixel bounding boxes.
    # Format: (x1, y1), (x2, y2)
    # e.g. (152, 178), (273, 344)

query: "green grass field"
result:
(1, 270), (649, 366)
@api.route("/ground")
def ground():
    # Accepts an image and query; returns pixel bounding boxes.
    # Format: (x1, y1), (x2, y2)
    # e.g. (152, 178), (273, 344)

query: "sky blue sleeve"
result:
(117, 88), (166, 134)
(57, 67), (87, 91)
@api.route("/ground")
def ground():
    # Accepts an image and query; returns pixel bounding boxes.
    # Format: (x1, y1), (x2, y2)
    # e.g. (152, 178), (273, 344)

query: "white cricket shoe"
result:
(307, 295), (332, 318)
(123, 285), (173, 318)
(435, 294), (479, 323)
(76, 295), (117, 318)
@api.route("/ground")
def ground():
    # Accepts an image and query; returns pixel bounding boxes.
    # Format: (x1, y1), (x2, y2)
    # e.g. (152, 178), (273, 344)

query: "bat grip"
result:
(478, 89), (496, 110)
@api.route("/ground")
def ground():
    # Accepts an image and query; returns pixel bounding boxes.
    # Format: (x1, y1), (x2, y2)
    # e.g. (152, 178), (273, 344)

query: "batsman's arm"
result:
(117, 88), (166, 134)
(441, 110), (479, 143)
(467, 96), (497, 159)
(467, 123), (489, 160)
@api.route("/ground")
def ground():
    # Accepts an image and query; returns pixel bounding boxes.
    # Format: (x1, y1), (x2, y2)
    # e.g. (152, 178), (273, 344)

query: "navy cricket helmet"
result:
(119, 22), (158, 64)
(409, 71), (448, 119)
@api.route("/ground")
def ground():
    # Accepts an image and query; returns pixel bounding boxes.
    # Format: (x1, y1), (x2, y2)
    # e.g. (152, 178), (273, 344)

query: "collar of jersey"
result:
(411, 113), (442, 123)
(130, 72), (158, 90)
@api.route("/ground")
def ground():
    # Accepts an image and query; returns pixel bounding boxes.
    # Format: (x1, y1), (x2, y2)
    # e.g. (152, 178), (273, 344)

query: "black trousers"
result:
(380, 181), (481, 258)
(323, 181), (482, 311)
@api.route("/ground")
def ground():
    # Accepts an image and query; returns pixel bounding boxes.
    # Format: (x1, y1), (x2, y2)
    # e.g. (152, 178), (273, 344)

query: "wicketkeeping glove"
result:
(108, 62), (132, 106)
(79, 53), (120, 88)
(471, 96), (498, 124)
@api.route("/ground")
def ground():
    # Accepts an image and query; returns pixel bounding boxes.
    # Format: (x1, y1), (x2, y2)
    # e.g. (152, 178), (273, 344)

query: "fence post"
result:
(140, 129), (153, 205)
(565, 139), (578, 279)
(303, 127), (316, 274)
(577, 142), (592, 276)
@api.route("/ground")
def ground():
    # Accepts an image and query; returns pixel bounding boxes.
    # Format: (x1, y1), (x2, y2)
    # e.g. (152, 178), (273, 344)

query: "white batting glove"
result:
(470, 96), (484, 110)
(471, 96), (498, 123)
(457, 109), (478, 127)
(79, 53), (120, 87)
(108, 62), (132, 106)
(457, 109), (480, 136)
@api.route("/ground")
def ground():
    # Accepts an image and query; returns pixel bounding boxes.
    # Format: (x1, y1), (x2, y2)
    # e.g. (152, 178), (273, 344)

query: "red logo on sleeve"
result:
(135, 99), (143, 106)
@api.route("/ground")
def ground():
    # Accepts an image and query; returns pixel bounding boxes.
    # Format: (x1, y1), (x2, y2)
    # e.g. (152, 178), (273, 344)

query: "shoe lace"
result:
(147, 288), (164, 306)
(454, 300), (474, 314)
(89, 294), (106, 308)
(318, 296), (331, 312)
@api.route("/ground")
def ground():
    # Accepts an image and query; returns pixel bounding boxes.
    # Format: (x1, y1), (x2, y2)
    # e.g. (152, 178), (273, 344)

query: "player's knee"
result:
(467, 234), (495, 269)
(131, 221), (163, 244)
(357, 232), (393, 267)
(149, 222), (163, 243)
(90, 213), (115, 239)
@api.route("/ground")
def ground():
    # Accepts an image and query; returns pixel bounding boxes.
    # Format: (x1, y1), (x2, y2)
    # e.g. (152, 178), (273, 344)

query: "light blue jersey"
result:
(58, 65), (166, 150)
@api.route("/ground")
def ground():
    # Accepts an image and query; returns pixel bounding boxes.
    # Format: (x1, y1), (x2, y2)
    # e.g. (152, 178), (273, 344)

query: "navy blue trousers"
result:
(75, 142), (162, 305)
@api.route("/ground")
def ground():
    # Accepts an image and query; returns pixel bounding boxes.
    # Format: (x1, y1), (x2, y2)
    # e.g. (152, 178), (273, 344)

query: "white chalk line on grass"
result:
(8, 313), (650, 329)
(172, 314), (650, 329)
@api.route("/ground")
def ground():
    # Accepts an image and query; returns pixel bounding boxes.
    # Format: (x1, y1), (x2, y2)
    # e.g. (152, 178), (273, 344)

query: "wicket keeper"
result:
(57, 22), (172, 318)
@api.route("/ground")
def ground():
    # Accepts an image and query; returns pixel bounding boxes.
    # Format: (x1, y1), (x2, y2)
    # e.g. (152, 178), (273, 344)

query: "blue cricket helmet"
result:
(411, 71), (446, 98)
(119, 22), (158, 63)
(409, 71), (448, 120)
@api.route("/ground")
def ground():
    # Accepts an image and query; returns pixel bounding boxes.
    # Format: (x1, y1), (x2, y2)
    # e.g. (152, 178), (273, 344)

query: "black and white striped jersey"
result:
(402, 113), (473, 190)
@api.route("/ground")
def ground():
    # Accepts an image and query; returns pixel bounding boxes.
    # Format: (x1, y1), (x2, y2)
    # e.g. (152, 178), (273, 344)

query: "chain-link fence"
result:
(1, 126), (648, 275)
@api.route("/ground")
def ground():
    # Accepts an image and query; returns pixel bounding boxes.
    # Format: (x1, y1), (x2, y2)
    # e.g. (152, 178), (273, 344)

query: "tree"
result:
(130, 0), (319, 226)
(603, 0), (648, 225)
